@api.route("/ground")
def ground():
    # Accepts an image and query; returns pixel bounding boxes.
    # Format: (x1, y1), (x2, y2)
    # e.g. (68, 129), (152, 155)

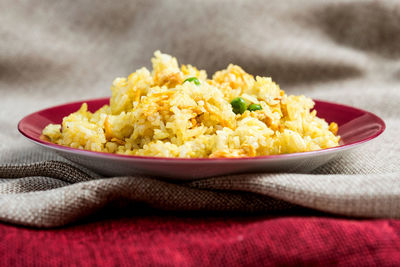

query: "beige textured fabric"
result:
(1, 0), (400, 227)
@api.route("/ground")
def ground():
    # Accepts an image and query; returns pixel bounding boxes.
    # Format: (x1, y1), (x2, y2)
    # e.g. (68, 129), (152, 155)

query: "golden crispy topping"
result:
(329, 122), (338, 135)
(104, 116), (113, 141)
(204, 102), (233, 129)
(111, 138), (125, 145)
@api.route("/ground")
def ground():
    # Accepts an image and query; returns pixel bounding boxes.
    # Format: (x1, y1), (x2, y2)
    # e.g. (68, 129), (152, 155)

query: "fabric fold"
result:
(0, 160), (399, 227)
(0, 161), (298, 227)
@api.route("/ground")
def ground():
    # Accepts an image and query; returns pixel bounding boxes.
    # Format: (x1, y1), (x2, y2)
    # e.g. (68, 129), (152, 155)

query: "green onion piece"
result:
(230, 97), (247, 114)
(248, 103), (262, 112)
(183, 77), (200, 85)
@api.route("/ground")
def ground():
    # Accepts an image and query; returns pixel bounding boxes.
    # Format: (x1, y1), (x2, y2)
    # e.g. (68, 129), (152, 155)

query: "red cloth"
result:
(1, 214), (400, 266)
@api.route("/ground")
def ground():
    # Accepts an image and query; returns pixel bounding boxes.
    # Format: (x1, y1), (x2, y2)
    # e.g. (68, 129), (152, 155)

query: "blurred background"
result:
(1, 0), (399, 159)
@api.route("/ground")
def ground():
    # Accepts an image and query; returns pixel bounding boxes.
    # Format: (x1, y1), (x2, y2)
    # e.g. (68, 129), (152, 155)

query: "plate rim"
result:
(18, 97), (386, 163)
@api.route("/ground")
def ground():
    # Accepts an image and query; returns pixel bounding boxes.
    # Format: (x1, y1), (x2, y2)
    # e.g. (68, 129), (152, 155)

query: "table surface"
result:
(1, 210), (400, 266)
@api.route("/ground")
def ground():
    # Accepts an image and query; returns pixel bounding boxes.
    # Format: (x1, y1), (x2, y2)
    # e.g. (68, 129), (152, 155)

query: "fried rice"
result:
(42, 51), (340, 158)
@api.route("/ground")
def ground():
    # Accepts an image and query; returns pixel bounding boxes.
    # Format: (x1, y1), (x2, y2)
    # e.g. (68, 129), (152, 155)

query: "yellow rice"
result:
(42, 51), (340, 158)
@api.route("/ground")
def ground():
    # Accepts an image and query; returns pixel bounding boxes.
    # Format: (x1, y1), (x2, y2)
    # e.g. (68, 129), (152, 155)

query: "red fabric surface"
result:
(1, 213), (400, 266)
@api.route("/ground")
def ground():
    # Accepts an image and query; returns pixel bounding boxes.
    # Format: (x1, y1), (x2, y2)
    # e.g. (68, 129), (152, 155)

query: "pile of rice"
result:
(42, 51), (340, 158)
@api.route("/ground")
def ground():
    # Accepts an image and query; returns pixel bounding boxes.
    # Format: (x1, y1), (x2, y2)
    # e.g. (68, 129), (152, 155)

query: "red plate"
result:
(18, 98), (385, 179)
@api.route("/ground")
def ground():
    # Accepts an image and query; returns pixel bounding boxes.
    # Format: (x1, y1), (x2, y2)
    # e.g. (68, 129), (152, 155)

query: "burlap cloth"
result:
(1, 0), (399, 227)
